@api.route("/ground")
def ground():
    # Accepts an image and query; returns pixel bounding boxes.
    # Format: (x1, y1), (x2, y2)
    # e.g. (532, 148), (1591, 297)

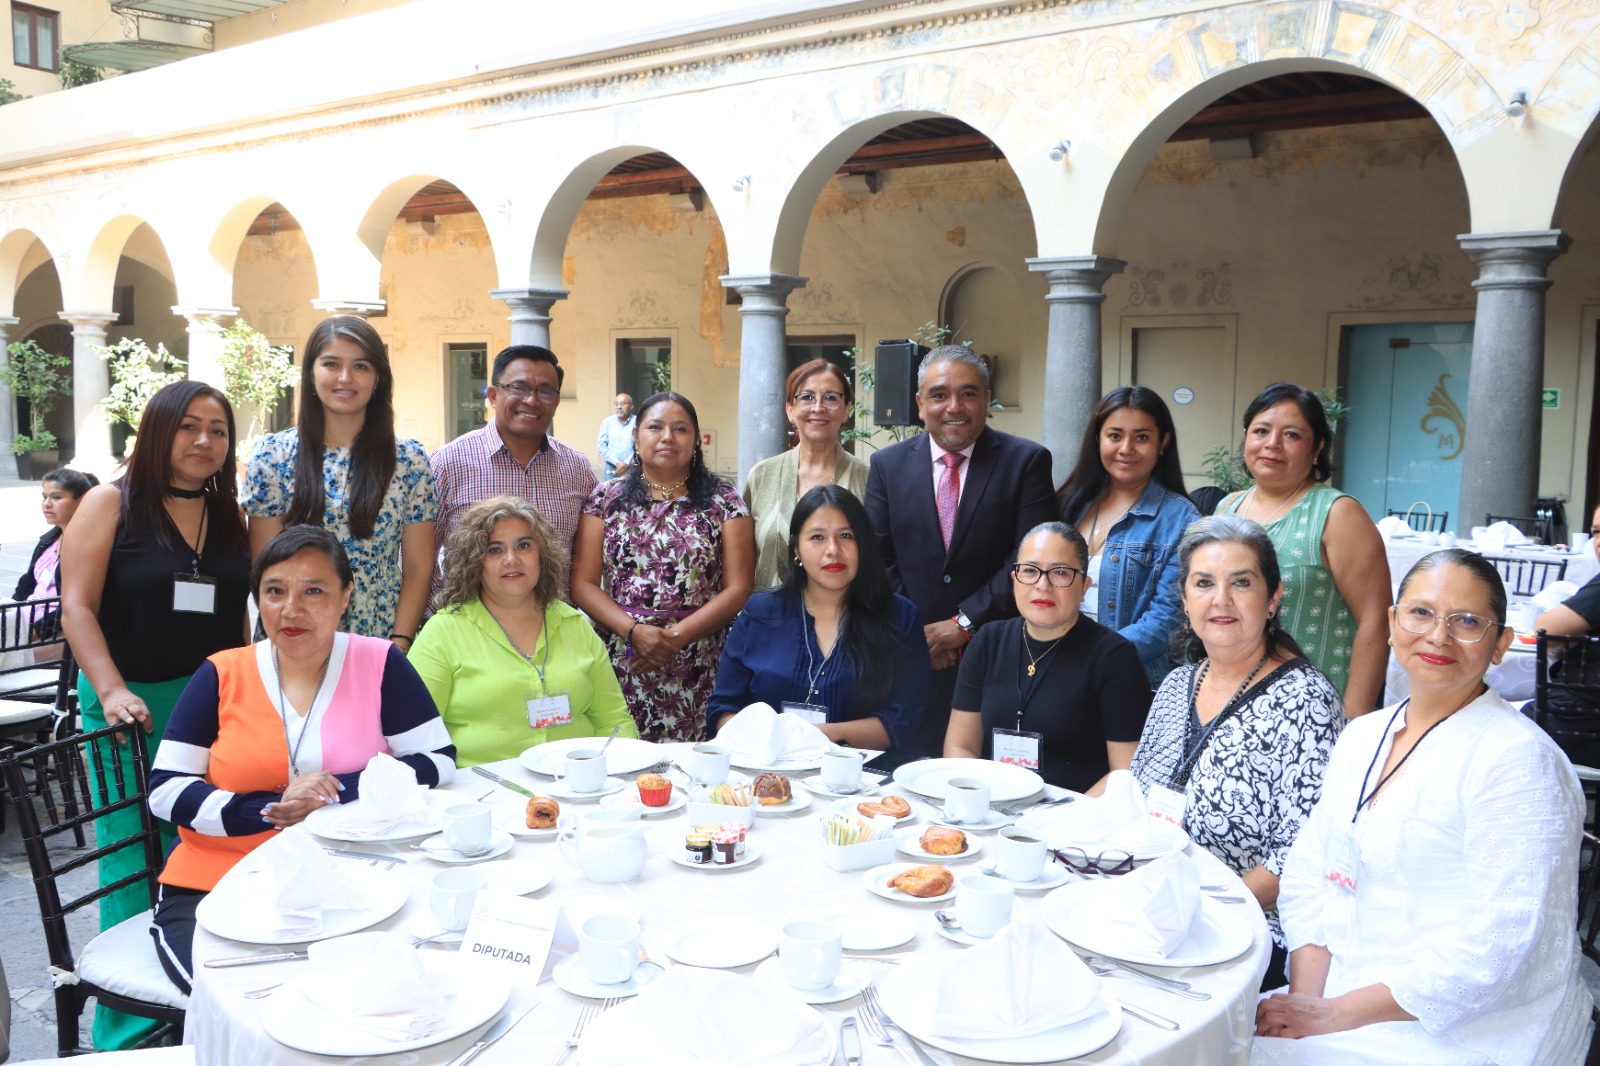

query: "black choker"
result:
(168, 485), (206, 499)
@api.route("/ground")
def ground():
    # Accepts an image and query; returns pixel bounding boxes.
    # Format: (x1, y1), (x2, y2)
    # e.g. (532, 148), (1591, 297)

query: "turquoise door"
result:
(1342, 323), (1474, 531)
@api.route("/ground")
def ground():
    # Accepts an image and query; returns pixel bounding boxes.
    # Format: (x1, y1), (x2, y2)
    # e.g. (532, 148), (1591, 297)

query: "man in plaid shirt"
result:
(430, 344), (597, 594)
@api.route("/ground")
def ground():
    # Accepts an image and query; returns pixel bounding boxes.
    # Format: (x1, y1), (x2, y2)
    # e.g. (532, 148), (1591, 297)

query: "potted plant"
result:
(4, 339), (71, 479)
(98, 337), (184, 457)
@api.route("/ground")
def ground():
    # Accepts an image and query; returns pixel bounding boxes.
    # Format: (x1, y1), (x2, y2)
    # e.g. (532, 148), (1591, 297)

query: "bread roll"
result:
(525, 796), (560, 829)
(752, 772), (793, 806)
(919, 826), (968, 855)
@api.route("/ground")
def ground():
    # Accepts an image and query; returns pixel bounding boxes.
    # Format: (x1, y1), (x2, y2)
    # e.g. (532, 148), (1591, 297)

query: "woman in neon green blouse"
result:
(410, 495), (638, 766)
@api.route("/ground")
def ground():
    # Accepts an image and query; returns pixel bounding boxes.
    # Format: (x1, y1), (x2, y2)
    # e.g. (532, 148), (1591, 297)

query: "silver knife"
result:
(472, 764), (536, 798)
(840, 1016), (862, 1066)
(323, 847), (407, 864)
(444, 997), (539, 1066)
(204, 951), (309, 968)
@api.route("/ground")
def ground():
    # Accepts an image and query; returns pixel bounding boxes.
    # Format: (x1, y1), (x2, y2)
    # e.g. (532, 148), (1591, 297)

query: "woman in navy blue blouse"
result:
(707, 485), (930, 750)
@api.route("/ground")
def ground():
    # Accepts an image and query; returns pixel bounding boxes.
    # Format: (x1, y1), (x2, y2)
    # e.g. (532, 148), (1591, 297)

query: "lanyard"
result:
(1172, 653), (1272, 788)
(274, 645), (331, 779)
(184, 503), (208, 577)
(802, 607), (839, 703)
(488, 604), (552, 690)
(1352, 699), (1450, 823)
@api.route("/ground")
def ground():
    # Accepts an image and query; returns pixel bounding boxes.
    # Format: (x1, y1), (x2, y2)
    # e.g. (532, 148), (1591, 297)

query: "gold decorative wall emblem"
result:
(1421, 373), (1466, 460)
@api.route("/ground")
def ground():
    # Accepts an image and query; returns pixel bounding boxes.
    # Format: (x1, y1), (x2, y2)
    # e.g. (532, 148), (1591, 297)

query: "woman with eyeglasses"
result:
(1254, 549), (1588, 1064)
(742, 360), (869, 589)
(1130, 515), (1343, 990)
(243, 316), (437, 647)
(943, 522), (1151, 791)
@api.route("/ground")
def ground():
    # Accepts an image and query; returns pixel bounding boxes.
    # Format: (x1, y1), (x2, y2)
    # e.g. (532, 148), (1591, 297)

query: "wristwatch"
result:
(954, 611), (976, 637)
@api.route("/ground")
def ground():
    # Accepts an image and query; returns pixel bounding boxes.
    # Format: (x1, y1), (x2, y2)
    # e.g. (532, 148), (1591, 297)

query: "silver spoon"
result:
(934, 909), (962, 930)
(243, 983), (282, 999)
(600, 724), (622, 755)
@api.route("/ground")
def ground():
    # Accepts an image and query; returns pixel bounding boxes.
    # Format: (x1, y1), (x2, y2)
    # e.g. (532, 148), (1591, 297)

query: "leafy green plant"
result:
(219, 318), (296, 448)
(0, 79), (24, 106)
(839, 320), (1003, 453)
(650, 356), (672, 396)
(4, 340), (71, 453)
(99, 338), (185, 449)
(58, 58), (104, 89)
(1201, 386), (1349, 492)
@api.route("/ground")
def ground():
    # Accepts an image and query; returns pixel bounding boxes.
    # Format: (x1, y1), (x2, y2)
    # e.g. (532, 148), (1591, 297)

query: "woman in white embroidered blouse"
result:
(1254, 549), (1591, 1066)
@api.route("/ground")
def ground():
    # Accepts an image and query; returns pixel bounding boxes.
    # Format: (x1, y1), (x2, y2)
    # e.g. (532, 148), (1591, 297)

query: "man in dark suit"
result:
(864, 345), (1057, 754)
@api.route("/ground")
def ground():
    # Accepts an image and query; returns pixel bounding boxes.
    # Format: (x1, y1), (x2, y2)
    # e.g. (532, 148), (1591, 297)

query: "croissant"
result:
(857, 796), (911, 819)
(525, 796), (560, 829)
(888, 864), (954, 898)
(919, 826), (968, 855)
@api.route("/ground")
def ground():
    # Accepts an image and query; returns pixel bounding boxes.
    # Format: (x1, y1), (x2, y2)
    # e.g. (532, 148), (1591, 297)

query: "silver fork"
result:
(998, 796), (1074, 817)
(550, 996), (617, 1066)
(854, 1003), (909, 1063)
(861, 984), (936, 1065)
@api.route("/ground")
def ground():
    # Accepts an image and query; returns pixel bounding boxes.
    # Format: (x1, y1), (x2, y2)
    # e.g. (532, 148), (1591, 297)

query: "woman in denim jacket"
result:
(1057, 387), (1199, 687)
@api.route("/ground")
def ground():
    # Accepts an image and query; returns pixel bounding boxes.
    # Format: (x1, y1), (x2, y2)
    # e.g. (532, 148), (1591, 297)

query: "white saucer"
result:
(934, 918), (997, 946)
(406, 912), (464, 945)
(976, 862), (1072, 892)
(600, 789), (688, 816)
(495, 806), (562, 839)
(793, 906), (916, 951)
(832, 797), (914, 824)
(929, 809), (1012, 832)
(483, 860), (554, 896)
(667, 842), (763, 872)
(542, 776), (629, 801)
(415, 829), (514, 863)
(894, 826), (983, 862)
(551, 953), (662, 999)
(662, 917), (777, 968)
(754, 958), (872, 1005)
(800, 776), (881, 799)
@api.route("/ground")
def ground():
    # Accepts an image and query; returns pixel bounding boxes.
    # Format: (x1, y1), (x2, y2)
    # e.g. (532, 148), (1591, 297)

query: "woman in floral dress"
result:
(243, 316), (437, 647)
(573, 391), (755, 741)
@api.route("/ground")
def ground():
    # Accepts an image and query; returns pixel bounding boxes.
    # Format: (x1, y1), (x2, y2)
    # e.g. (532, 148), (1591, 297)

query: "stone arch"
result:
(1546, 24), (1600, 228)
(0, 228), (56, 319)
(72, 213), (179, 311)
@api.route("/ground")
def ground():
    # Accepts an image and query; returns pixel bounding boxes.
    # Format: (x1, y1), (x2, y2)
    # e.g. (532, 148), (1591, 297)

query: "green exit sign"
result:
(1544, 388), (1560, 409)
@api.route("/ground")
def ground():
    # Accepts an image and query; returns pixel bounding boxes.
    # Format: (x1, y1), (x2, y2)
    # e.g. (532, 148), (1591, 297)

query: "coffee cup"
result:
(819, 749), (864, 792)
(430, 867), (486, 932)
(578, 914), (641, 985)
(441, 802), (493, 854)
(1421, 530), (1440, 546)
(943, 777), (991, 825)
(993, 827), (1047, 882)
(1440, 531), (1458, 548)
(563, 748), (608, 793)
(686, 744), (732, 786)
(779, 920), (842, 990)
(956, 873), (1014, 938)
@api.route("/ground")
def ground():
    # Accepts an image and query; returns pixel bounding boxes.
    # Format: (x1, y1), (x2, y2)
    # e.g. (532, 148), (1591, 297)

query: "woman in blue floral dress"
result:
(573, 392), (755, 741)
(243, 317), (437, 646)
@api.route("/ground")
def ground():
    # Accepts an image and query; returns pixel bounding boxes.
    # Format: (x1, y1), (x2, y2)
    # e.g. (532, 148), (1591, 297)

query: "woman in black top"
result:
(944, 521), (1152, 792)
(59, 380), (251, 1050)
(11, 467), (98, 640)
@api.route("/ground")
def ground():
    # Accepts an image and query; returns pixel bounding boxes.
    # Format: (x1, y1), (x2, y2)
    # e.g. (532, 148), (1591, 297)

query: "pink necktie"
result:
(938, 451), (966, 551)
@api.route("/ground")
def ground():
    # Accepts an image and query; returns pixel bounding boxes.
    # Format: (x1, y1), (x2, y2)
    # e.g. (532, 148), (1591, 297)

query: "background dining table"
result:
(184, 743), (1272, 1065)
(1383, 535), (1597, 598)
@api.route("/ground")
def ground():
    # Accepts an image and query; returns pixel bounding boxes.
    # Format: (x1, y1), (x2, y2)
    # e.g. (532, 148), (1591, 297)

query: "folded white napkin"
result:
(929, 919), (1104, 1039)
(1375, 515), (1411, 541)
(1475, 521), (1530, 551)
(1022, 769), (1145, 847)
(335, 754), (431, 837)
(716, 702), (835, 765)
(1532, 580), (1580, 611)
(1097, 852), (1202, 957)
(584, 967), (829, 1066)
(224, 829), (370, 937)
(305, 931), (450, 1042)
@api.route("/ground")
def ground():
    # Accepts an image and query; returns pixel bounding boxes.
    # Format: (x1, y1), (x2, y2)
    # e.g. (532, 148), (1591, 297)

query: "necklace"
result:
(1020, 622), (1070, 677)
(801, 596), (841, 702)
(643, 473), (689, 499)
(1246, 477), (1309, 525)
(168, 484), (206, 499)
(1193, 651), (1272, 717)
(1086, 494), (1133, 554)
(274, 645), (332, 779)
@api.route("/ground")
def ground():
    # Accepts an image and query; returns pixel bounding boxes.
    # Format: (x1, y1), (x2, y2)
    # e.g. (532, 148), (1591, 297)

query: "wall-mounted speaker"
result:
(872, 340), (927, 427)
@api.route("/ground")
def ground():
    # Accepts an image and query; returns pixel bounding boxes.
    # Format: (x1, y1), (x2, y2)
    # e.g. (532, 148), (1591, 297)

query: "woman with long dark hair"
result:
(706, 485), (930, 749)
(572, 391), (755, 741)
(12, 466), (98, 641)
(60, 379), (252, 1049)
(1056, 386), (1198, 687)
(242, 316), (436, 646)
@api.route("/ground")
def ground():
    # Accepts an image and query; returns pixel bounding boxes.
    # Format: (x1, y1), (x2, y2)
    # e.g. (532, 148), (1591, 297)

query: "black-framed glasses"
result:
(1011, 563), (1082, 588)
(1051, 847), (1134, 876)
(1392, 603), (1501, 643)
(494, 381), (561, 404)
(793, 389), (847, 410)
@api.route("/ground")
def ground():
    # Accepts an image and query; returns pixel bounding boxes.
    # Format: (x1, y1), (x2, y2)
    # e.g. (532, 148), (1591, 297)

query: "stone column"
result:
(172, 306), (238, 388)
(59, 311), (121, 476)
(490, 288), (569, 349)
(0, 316), (19, 479)
(1026, 255), (1127, 485)
(721, 273), (807, 486)
(1456, 230), (1570, 530)
(310, 299), (385, 318)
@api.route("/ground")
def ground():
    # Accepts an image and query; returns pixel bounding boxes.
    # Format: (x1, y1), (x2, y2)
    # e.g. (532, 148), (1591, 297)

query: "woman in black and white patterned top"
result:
(1130, 514), (1343, 990)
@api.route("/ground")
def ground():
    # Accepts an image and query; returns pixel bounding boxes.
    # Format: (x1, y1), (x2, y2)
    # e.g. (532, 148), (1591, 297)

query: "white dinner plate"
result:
(863, 862), (957, 904)
(800, 775), (882, 799)
(1040, 878), (1254, 967)
(894, 826), (983, 862)
(538, 776), (630, 801)
(601, 788), (689, 816)
(831, 797), (914, 824)
(301, 787), (452, 843)
(752, 788), (812, 815)
(667, 842), (763, 872)
(198, 863), (408, 945)
(551, 953), (663, 999)
(792, 905), (917, 951)
(260, 954), (509, 1057)
(976, 862), (1072, 892)
(414, 829), (514, 863)
(662, 916), (778, 967)
(583, 998), (837, 1066)
(518, 737), (664, 777)
(1017, 809), (1191, 861)
(876, 964), (1121, 1063)
(754, 957), (873, 1005)
(495, 805), (562, 839)
(893, 758), (1044, 804)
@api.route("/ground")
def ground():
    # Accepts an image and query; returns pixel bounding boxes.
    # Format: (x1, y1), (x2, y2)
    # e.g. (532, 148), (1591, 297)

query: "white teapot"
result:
(558, 821), (648, 883)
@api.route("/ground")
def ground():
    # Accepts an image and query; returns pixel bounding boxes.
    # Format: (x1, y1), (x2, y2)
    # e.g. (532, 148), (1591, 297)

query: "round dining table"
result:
(184, 744), (1272, 1065)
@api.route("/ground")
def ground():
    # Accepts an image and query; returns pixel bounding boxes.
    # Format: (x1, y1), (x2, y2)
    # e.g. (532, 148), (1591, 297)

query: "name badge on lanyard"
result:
(991, 727), (1042, 770)
(172, 573), (217, 614)
(782, 701), (828, 727)
(1146, 784), (1186, 828)
(1325, 828), (1360, 894)
(527, 691), (573, 730)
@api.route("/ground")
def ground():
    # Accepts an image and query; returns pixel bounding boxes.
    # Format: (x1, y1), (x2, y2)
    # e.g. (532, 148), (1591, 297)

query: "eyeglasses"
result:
(494, 381), (561, 404)
(1051, 847), (1135, 877)
(1011, 563), (1082, 588)
(1393, 603), (1502, 643)
(793, 389), (847, 410)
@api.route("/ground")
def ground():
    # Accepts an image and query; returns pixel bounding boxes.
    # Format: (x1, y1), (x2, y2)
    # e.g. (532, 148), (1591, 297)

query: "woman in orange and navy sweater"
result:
(146, 526), (454, 991)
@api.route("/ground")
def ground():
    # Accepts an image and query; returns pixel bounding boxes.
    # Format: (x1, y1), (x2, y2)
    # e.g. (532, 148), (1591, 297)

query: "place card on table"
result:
(460, 890), (574, 984)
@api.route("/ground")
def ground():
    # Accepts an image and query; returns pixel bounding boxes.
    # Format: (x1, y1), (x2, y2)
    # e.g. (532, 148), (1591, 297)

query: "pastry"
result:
(919, 826), (968, 855)
(524, 795), (560, 829)
(752, 772), (793, 806)
(888, 864), (954, 897)
(636, 773), (673, 807)
(857, 796), (911, 819)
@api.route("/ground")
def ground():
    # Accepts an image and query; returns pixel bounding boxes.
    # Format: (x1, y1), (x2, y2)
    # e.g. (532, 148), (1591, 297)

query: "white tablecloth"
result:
(1384, 537), (1597, 597)
(186, 745), (1271, 1065)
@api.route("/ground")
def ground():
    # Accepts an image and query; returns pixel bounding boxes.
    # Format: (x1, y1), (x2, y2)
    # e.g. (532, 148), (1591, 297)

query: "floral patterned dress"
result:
(583, 480), (749, 742)
(243, 430), (438, 638)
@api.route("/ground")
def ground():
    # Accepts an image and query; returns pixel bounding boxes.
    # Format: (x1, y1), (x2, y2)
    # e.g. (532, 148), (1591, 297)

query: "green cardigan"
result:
(742, 447), (871, 589)
(409, 597), (638, 767)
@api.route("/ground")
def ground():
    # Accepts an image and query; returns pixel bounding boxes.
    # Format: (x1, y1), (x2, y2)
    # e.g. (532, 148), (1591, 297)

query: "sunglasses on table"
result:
(1050, 847), (1135, 876)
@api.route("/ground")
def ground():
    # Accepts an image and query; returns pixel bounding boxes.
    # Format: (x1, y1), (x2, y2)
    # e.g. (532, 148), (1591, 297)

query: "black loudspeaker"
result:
(873, 340), (927, 427)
